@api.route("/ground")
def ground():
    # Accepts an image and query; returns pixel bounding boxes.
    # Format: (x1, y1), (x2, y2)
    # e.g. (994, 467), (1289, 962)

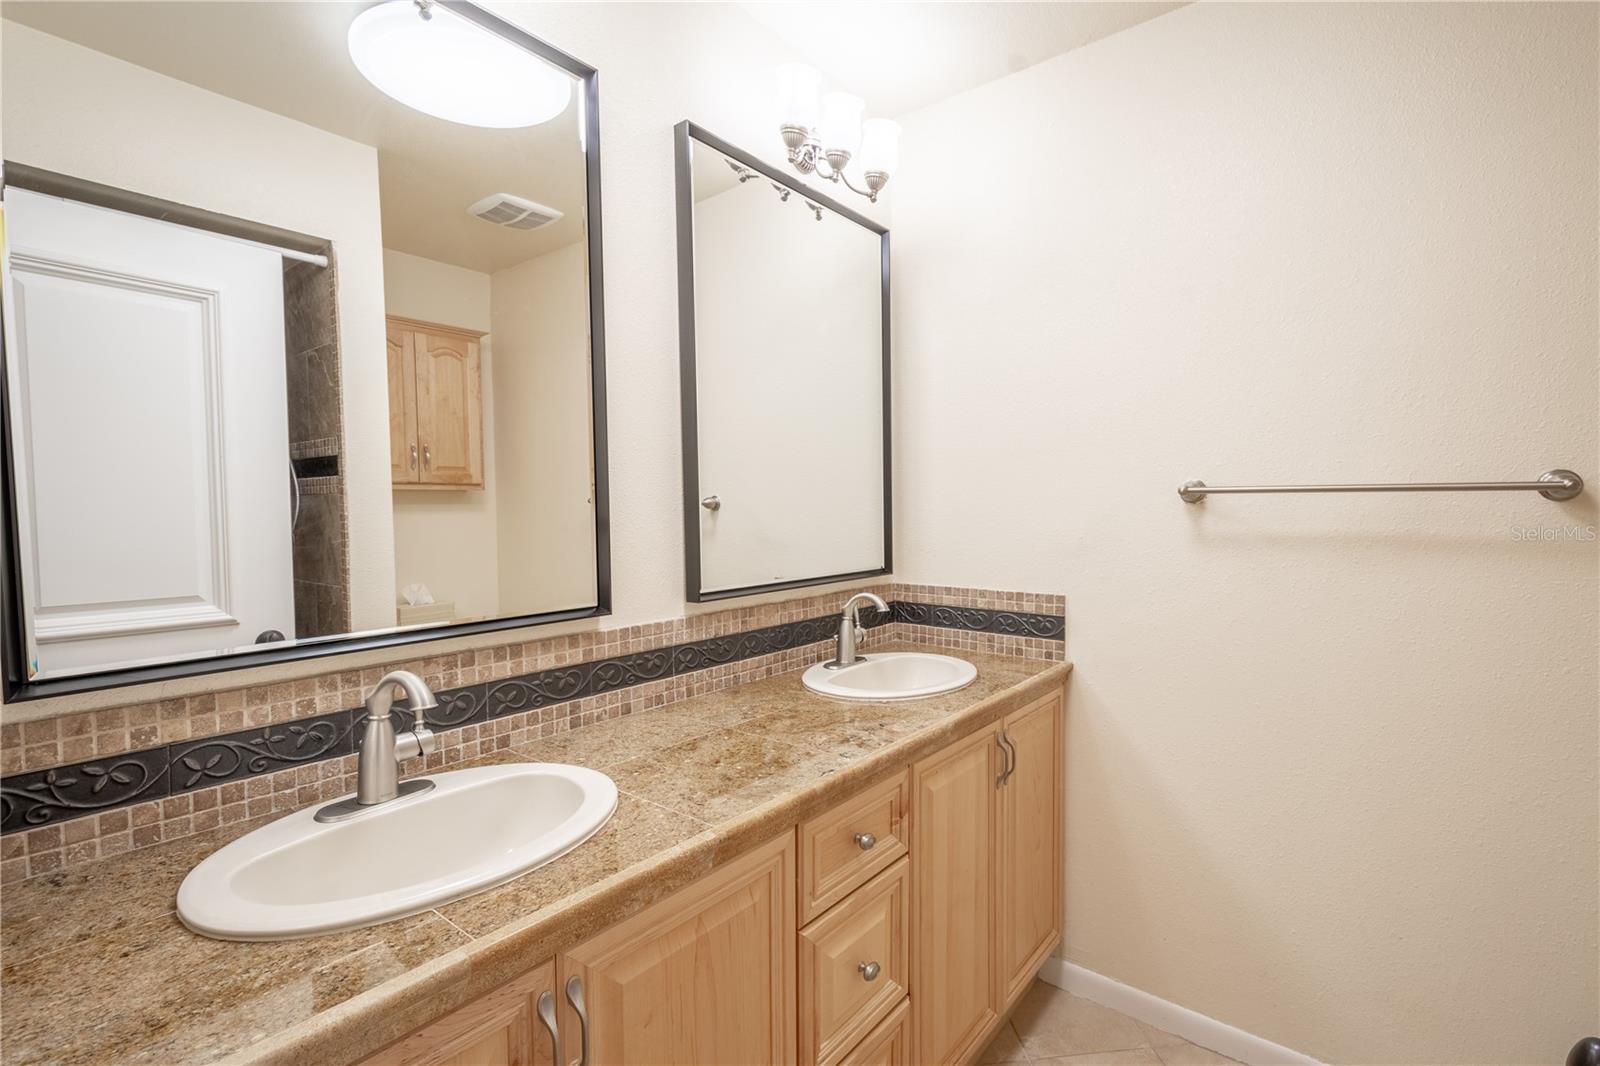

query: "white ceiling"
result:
(2, 2), (587, 274)
(737, 1), (1186, 118)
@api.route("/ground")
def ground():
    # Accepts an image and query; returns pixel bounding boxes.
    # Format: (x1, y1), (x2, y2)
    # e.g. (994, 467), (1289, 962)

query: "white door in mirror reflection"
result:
(5, 189), (295, 675)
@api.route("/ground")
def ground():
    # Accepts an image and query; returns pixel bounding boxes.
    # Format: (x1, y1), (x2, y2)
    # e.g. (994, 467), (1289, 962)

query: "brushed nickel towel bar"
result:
(1178, 469), (1583, 503)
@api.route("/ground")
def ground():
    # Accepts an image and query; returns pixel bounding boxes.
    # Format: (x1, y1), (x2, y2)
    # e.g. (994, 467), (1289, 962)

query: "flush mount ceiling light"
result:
(774, 63), (900, 203)
(348, 0), (570, 129)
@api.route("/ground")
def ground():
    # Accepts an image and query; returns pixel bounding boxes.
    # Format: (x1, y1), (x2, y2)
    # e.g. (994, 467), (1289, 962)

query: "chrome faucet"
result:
(829, 592), (889, 669)
(315, 670), (439, 822)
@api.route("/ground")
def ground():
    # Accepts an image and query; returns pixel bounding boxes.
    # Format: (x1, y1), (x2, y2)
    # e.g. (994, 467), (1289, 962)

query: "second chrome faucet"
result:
(828, 592), (889, 668)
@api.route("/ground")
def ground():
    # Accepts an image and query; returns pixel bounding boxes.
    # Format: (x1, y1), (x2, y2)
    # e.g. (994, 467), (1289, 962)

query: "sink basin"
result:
(177, 763), (617, 941)
(802, 652), (977, 701)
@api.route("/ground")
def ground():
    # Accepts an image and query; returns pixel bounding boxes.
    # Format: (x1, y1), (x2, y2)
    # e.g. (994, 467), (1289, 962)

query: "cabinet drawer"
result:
(800, 771), (909, 923)
(799, 859), (909, 1066)
(837, 998), (910, 1066)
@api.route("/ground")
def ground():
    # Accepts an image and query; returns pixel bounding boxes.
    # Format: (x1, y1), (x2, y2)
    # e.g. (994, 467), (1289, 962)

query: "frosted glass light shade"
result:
(348, 1), (571, 129)
(820, 92), (865, 156)
(775, 62), (823, 130)
(860, 118), (901, 176)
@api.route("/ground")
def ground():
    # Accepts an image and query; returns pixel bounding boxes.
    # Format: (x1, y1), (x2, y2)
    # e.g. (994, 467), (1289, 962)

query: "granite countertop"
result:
(0, 646), (1069, 1066)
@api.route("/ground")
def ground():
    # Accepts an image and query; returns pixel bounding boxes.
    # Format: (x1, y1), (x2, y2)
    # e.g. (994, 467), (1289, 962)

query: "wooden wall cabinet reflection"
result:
(387, 316), (486, 489)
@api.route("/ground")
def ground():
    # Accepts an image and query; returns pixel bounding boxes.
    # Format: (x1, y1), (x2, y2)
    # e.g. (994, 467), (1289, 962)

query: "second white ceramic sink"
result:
(803, 651), (977, 701)
(177, 763), (616, 941)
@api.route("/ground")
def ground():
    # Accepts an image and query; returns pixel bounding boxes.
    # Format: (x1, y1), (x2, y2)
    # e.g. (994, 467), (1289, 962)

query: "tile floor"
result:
(978, 979), (1244, 1065)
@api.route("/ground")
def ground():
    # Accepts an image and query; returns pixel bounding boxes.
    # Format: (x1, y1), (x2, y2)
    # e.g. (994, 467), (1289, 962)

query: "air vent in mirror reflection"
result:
(467, 193), (563, 230)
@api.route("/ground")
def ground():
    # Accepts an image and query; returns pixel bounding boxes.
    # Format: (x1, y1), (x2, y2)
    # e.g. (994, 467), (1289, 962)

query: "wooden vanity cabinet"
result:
(910, 725), (1003, 1065)
(387, 316), (485, 489)
(997, 692), (1065, 1005)
(361, 685), (1063, 1066)
(556, 833), (797, 1066)
(361, 961), (556, 1066)
(910, 690), (1065, 1064)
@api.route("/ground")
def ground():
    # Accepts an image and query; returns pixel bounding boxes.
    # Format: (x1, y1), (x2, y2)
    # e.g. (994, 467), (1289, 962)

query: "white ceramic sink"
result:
(802, 651), (977, 701)
(177, 763), (616, 941)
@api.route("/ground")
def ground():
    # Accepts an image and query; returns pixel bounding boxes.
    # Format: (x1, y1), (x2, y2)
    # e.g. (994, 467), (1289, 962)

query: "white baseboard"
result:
(1037, 959), (1323, 1066)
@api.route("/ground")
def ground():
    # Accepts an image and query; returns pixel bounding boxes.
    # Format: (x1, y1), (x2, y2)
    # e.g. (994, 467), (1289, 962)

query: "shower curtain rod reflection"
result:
(1177, 469), (1584, 503)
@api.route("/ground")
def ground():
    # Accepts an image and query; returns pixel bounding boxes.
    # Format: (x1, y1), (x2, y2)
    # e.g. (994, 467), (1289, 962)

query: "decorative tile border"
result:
(893, 601), (1064, 640)
(0, 583), (1063, 879)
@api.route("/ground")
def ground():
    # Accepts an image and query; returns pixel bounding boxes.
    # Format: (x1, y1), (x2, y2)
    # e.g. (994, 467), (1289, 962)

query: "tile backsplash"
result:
(0, 583), (1064, 881)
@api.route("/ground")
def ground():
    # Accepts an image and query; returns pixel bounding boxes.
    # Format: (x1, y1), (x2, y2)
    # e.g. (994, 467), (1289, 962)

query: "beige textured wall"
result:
(891, 3), (1598, 1062)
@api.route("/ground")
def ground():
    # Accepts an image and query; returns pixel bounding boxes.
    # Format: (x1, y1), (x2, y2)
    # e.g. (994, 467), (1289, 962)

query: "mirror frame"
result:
(0, 1), (611, 702)
(673, 120), (892, 603)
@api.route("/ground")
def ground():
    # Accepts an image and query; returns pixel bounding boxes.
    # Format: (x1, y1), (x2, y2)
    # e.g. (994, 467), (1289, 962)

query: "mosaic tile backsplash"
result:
(0, 583), (1064, 881)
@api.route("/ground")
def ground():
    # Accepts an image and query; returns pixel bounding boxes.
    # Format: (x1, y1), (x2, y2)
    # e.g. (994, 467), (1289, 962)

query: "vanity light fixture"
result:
(348, 0), (571, 129)
(774, 63), (901, 203)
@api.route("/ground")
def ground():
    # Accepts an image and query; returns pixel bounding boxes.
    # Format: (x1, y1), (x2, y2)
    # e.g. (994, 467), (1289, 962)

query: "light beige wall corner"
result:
(383, 248), (501, 622)
(490, 241), (597, 613)
(891, 3), (1598, 1062)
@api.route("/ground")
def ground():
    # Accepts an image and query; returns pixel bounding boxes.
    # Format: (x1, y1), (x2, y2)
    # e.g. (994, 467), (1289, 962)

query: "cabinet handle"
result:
(536, 989), (564, 1066)
(995, 732), (1009, 787)
(1000, 730), (1018, 786)
(565, 974), (589, 1066)
(422, 443), (432, 470)
(859, 961), (881, 981)
(409, 443), (418, 470)
(701, 495), (721, 511)
(853, 832), (876, 851)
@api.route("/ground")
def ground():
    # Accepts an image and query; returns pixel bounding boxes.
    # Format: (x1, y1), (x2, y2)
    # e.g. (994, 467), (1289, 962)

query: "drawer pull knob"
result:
(854, 832), (876, 850)
(859, 961), (881, 982)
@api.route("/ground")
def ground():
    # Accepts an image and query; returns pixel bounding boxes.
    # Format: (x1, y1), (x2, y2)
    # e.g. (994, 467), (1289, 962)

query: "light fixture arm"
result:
(780, 126), (887, 204)
(816, 158), (878, 202)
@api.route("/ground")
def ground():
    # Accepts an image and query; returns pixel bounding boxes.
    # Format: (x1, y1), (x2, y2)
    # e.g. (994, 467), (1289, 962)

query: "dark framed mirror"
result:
(674, 121), (891, 602)
(0, 0), (610, 701)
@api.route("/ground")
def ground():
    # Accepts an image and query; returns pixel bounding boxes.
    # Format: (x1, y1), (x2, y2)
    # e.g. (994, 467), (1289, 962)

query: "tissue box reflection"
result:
(397, 601), (456, 626)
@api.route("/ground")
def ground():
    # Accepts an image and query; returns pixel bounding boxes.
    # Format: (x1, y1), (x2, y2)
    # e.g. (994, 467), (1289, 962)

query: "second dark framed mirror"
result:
(674, 121), (890, 602)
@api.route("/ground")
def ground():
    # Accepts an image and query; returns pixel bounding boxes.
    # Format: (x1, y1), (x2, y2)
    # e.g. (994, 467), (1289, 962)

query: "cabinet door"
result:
(414, 328), (483, 486)
(387, 324), (419, 484)
(998, 692), (1065, 1008)
(911, 725), (1001, 1065)
(558, 833), (796, 1066)
(361, 961), (556, 1066)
